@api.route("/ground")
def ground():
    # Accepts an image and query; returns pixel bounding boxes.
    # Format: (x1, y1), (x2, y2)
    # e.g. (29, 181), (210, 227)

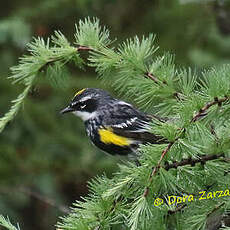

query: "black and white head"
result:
(60, 88), (112, 121)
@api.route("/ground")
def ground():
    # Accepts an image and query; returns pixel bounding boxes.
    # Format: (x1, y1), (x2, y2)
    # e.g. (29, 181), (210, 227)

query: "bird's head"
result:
(60, 88), (111, 121)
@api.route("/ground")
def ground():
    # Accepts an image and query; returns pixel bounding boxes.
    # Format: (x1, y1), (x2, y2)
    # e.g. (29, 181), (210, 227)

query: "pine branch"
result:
(77, 42), (170, 88)
(191, 96), (229, 122)
(77, 44), (174, 91)
(145, 71), (168, 85)
(77, 45), (94, 51)
(0, 33), (82, 133)
(207, 203), (225, 218)
(145, 72), (162, 85)
(164, 153), (225, 170)
(144, 95), (230, 198)
(143, 142), (174, 197)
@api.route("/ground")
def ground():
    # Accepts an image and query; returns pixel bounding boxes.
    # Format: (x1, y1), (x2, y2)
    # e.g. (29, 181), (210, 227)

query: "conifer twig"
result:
(145, 72), (168, 85)
(143, 142), (174, 197)
(191, 96), (229, 122)
(164, 153), (225, 170)
(39, 45), (94, 73)
(151, 142), (174, 176)
(207, 203), (225, 218)
(145, 72), (186, 101)
(77, 45), (94, 51)
(39, 58), (62, 72)
(145, 72), (160, 84)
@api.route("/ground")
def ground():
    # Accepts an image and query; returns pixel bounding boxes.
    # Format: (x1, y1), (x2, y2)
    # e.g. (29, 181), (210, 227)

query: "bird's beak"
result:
(60, 106), (74, 114)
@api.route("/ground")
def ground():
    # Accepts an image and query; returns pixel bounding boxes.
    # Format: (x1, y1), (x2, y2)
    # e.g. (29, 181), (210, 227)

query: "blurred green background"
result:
(0, 0), (230, 229)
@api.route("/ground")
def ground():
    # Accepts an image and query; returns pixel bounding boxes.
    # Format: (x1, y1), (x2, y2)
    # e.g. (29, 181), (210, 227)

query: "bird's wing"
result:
(101, 102), (166, 144)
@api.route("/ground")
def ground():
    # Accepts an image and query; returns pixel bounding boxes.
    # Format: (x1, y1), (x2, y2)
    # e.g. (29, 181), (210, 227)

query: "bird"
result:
(60, 88), (166, 161)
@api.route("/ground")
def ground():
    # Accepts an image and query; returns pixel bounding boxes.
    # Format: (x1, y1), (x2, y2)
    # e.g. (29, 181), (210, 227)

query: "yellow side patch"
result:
(74, 88), (86, 97)
(98, 128), (131, 146)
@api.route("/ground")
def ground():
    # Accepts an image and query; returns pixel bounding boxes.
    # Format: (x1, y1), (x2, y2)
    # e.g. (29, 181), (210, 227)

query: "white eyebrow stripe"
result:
(79, 96), (92, 102)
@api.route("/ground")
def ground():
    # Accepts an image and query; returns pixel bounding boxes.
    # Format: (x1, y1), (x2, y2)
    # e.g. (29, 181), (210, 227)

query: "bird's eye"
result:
(71, 102), (76, 107)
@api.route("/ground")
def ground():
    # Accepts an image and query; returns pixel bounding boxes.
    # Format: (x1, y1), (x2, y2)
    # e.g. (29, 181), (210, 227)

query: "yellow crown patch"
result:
(74, 88), (86, 97)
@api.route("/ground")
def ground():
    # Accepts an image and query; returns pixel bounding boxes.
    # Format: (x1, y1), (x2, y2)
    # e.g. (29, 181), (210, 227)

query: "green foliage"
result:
(0, 215), (20, 230)
(75, 17), (112, 48)
(0, 85), (32, 133)
(0, 32), (81, 132)
(1, 17), (230, 230)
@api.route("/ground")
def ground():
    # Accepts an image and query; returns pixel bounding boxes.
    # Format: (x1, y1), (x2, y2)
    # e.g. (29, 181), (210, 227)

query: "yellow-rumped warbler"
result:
(60, 88), (166, 159)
